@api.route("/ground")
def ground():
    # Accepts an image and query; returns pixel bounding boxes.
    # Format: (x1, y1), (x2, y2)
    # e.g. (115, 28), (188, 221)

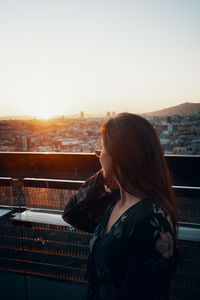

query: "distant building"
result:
(27, 137), (31, 150)
(112, 112), (116, 116)
(22, 136), (27, 151)
(80, 111), (84, 119)
(61, 140), (79, 146)
(106, 112), (111, 118)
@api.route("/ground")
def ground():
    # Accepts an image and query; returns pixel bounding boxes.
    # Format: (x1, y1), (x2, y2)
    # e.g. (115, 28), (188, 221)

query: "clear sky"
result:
(0, 0), (200, 118)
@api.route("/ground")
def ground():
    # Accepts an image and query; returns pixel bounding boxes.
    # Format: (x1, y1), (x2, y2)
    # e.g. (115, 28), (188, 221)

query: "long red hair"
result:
(101, 113), (178, 233)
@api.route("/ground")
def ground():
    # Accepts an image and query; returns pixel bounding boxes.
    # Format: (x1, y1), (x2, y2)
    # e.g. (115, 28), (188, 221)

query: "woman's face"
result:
(100, 142), (114, 180)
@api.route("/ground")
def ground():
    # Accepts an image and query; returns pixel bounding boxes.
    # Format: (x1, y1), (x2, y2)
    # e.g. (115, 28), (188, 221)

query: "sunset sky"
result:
(0, 0), (200, 118)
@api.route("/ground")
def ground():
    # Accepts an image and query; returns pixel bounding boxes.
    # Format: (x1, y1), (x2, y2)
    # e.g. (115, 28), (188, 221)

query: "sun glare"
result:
(33, 113), (55, 120)
(31, 103), (60, 120)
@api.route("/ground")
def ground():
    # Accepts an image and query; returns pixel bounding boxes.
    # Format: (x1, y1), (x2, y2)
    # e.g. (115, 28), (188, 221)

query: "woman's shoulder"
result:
(139, 200), (174, 233)
(126, 197), (169, 221)
(126, 198), (175, 240)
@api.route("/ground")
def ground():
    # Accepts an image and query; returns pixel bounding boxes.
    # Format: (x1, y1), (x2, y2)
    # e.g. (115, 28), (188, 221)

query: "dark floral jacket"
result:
(62, 170), (179, 300)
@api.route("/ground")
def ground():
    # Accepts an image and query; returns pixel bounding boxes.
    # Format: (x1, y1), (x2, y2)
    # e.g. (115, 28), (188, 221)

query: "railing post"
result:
(11, 178), (26, 211)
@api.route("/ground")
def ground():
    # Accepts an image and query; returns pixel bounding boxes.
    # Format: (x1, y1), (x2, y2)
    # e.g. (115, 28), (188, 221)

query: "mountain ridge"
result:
(145, 102), (200, 116)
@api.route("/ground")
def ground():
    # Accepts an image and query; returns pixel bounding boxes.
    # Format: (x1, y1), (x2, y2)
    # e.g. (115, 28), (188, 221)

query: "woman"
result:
(62, 113), (179, 300)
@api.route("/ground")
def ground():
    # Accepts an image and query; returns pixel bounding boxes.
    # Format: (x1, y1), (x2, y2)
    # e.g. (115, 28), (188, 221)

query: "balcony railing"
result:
(0, 152), (200, 300)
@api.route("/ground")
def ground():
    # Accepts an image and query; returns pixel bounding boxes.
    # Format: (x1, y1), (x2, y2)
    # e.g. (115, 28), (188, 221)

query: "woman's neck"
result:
(118, 186), (142, 208)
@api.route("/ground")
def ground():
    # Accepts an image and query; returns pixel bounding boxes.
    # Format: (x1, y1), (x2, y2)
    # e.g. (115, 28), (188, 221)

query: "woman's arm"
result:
(62, 170), (117, 233)
(118, 214), (178, 300)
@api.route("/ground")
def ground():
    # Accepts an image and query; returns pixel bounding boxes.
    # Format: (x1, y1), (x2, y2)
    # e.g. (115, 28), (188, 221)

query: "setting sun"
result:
(31, 104), (59, 120)
(33, 113), (55, 120)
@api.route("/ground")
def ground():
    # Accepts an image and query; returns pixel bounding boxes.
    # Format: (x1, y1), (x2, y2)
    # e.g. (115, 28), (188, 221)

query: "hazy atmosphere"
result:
(0, 0), (200, 118)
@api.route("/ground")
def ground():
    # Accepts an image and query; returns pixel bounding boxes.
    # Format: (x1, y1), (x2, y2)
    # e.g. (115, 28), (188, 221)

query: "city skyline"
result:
(0, 112), (199, 155)
(0, 1), (200, 118)
(0, 101), (199, 120)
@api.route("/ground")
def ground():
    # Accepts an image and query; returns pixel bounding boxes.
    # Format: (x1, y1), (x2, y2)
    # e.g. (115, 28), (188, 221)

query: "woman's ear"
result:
(102, 169), (119, 190)
(109, 179), (119, 190)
